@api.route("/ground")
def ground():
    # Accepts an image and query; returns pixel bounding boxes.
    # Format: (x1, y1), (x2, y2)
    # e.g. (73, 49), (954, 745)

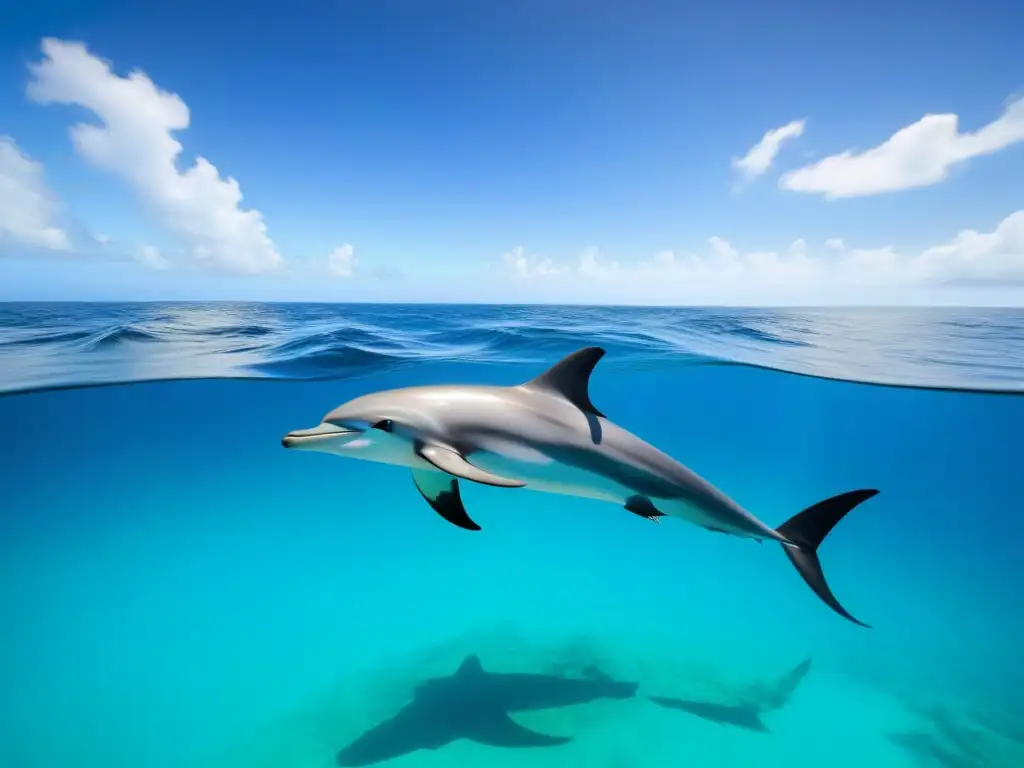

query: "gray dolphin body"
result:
(283, 347), (878, 627)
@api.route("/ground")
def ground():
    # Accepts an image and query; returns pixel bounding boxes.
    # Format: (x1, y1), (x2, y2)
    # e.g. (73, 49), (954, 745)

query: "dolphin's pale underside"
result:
(282, 347), (880, 627)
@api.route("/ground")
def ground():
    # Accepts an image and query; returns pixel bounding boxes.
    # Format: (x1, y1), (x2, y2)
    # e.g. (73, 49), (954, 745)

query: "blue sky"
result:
(0, 0), (1022, 304)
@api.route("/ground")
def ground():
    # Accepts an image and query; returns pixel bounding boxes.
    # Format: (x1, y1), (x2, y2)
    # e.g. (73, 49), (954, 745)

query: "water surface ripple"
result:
(0, 302), (1021, 395)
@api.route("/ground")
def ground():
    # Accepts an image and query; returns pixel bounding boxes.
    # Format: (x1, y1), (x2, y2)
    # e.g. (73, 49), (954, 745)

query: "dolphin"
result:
(334, 654), (637, 766)
(283, 346), (879, 627)
(648, 657), (813, 733)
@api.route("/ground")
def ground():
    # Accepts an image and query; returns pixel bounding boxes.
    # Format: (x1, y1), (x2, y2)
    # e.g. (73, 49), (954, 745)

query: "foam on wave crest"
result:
(0, 302), (1021, 395)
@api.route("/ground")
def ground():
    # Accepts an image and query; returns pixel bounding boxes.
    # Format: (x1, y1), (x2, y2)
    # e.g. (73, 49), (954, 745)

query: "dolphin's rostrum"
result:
(283, 347), (879, 627)
(334, 654), (637, 766)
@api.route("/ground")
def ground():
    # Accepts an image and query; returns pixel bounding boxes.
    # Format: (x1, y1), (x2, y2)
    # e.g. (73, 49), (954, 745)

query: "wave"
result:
(0, 302), (1022, 395)
(79, 323), (166, 350)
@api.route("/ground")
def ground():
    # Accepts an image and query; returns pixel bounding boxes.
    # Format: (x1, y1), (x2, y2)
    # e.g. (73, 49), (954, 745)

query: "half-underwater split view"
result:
(1, 4), (1022, 768)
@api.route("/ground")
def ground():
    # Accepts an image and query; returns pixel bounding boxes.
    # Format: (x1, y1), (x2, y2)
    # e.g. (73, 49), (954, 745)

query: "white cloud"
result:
(502, 245), (566, 279)
(0, 136), (71, 252)
(26, 37), (282, 274)
(577, 246), (621, 280)
(88, 232), (170, 270)
(916, 209), (1024, 283)
(327, 244), (358, 277)
(136, 244), (169, 271)
(500, 208), (1024, 303)
(780, 95), (1024, 198)
(732, 119), (806, 182)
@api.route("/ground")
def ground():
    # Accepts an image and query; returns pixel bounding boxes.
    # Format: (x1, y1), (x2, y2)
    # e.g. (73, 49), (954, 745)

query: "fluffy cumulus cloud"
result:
(501, 208), (1024, 303)
(0, 136), (71, 252)
(502, 245), (566, 279)
(780, 96), (1024, 198)
(327, 244), (358, 277)
(731, 119), (806, 182)
(915, 209), (1024, 284)
(25, 38), (283, 274)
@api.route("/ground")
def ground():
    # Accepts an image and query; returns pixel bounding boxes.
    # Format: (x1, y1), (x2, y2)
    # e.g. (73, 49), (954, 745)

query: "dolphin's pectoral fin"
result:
(625, 494), (666, 524)
(417, 443), (526, 488)
(523, 346), (607, 419)
(464, 709), (572, 749)
(411, 469), (481, 531)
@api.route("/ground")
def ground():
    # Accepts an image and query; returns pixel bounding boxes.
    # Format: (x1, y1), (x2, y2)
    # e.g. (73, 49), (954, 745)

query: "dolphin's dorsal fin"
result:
(524, 346), (606, 418)
(456, 654), (484, 677)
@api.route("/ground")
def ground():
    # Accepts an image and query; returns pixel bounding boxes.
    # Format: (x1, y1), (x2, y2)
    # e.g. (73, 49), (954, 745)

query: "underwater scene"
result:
(1, 301), (1023, 768)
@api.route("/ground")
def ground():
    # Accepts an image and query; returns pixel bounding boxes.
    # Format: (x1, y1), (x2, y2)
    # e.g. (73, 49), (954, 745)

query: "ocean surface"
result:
(1, 302), (1022, 768)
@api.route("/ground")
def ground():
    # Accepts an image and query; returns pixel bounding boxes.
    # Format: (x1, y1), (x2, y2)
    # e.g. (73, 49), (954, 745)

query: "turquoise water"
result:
(1, 303), (1023, 767)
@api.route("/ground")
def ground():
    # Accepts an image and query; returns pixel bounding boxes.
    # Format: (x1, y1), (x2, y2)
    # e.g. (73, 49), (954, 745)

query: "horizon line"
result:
(1, 299), (1022, 310)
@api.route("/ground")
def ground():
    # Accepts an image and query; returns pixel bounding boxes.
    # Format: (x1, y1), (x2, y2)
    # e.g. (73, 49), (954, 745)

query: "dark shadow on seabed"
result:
(886, 731), (980, 768)
(885, 694), (1024, 767)
(334, 653), (638, 766)
(647, 657), (812, 733)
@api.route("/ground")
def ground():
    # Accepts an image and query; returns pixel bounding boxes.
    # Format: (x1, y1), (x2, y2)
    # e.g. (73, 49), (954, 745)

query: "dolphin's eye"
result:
(372, 418), (394, 432)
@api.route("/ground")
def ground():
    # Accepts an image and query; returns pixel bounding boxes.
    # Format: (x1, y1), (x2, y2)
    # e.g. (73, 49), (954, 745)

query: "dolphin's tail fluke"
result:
(776, 489), (879, 628)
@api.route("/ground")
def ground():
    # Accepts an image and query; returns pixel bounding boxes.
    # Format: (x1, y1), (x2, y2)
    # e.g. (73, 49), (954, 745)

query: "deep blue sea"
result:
(1, 302), (1022, 768)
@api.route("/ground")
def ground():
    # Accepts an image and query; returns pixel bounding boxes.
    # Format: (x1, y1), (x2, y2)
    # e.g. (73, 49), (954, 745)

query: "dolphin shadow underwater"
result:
(648, 657), (812, 733)
(334, 654), (639, 766)
(284, 346), (880, 627)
